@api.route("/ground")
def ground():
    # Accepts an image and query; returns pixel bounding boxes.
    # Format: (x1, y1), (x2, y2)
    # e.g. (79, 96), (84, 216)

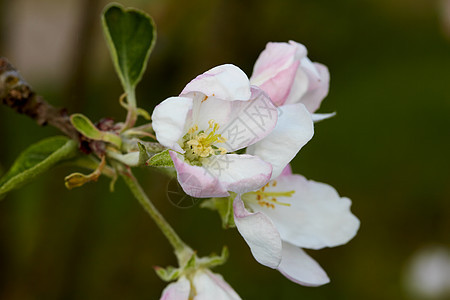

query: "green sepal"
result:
(70, 114), (122, 148)
(137, 142), (150, 165)
(154, 249), (228, 282)
(197, 246), (229, 268)
(200, 193), (236, 229)
(0, 136), (78, 200)
(185, 253), (197, 270)
(146, 150), (174, 167)
(64, 172), (94, 190)
(102, 3), (156, 93)
(154, 265), (181, 282)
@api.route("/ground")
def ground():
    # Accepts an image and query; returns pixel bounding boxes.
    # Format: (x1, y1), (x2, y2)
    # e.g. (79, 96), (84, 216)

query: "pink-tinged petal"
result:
(248, 174), (360, 250)
(218, 87), (278, 151)
(251, 42), (307, 107)
(246, 103), (314, 179)
(278, 242), (330, 287)
(152, 97), (193, 152)
(233, 196), (282, 268)
(299, 62), (330, 113)
(312, 112), (336, 123)
(181, 64), (251, 101)
(170, 151), (229, 198)
(202, 154), (272, 194)
(160, 276), (190, 300)
(257, 61), (299, 106)
(193, 270), (241, 300)
(279, 164), (293, 177)
(251, 42), (306, 82)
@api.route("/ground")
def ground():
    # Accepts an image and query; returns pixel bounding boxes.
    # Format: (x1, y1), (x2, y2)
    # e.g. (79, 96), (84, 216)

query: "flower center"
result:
(182, 120), (227, 163)
(242, 180), (294, 209)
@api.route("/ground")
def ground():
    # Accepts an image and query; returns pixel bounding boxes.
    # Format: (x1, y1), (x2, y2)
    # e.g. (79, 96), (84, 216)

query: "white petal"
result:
(217, 87), (278, 151)
(300, 56), (321, 79)
(181, 64), (251, 101)
(170, 151), (229, 198)
(283, 62), (309, 106)
(312, 112), (336, 122)
(202, 154), (272, 194)
(283, 58), (330, 114)
(248, 174), (360, 249)
(160, 276), (190, 300)
(187, 92), (234, 134)
(278, 242), (330, 287)
(186, 87), (278, 152)
(299, 62), (330, 113)
(233, 196), (282, 268)
(106, 151), (140, 166)
(193, 270), (241, 300)
(152, 97), (193, 152)
(246, 103), (313, 179)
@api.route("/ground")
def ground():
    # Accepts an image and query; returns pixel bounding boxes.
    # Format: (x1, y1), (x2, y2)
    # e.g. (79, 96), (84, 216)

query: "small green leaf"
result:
(102, 3), (156, 92)
(0, 136), (78, 200)
(71, 114), (102, 139)
(146, 150), (174, 167)
(70, 114), (122, 148)
(201, 194), (236, 229)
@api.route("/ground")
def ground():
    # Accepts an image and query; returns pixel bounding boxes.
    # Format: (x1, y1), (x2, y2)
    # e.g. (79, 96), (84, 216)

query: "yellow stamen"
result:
(183, 120), (227, 161)
(244, 180), (294, 209)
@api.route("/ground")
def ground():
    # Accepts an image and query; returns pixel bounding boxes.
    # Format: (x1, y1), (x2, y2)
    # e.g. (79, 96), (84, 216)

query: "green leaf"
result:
(71, 113), (102, 139)
(0, 136), (78, 200)
(201, 194), (236, 229)
(102, 3), (156, 92)
(70, 114), (122, 148)
(146, 150), (174, 167)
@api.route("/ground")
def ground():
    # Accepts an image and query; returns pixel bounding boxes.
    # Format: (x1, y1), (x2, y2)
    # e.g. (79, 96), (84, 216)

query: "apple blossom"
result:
(160, 269), (241, 300)
(233, 165), (360, 286)
(246, 103), (314, 179)
(245, 41), (335, 178)
(250, 40), (329, 113)
(152, 64), (282, 198)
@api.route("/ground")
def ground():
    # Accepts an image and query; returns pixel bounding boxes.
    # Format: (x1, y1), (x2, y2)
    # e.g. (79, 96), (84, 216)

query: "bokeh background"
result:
(1, 0), (450, 299)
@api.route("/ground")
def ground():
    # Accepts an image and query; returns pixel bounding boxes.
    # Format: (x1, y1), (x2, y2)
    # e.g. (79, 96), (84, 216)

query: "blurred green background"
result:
(1, 0), (450, 299)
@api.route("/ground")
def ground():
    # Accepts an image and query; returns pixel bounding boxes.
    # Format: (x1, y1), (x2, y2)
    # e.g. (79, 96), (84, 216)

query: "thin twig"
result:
(0, 57), (80, 141)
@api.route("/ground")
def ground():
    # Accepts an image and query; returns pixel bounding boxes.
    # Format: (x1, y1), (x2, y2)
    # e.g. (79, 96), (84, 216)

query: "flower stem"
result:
(122, 89), (137, 131)
(120, 171), (192, 263)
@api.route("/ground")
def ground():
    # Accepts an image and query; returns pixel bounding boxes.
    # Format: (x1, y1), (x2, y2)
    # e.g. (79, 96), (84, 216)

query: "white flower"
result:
(152, 64), (282, 198)
(233, 165), (360, 286)
(160, 269), (241, 300)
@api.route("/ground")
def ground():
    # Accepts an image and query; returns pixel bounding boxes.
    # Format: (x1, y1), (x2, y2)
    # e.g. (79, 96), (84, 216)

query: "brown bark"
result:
(0, 57), (80, 141)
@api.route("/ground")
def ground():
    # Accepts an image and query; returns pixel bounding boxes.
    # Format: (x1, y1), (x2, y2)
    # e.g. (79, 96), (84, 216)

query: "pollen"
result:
(183, 119), (227, 162)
